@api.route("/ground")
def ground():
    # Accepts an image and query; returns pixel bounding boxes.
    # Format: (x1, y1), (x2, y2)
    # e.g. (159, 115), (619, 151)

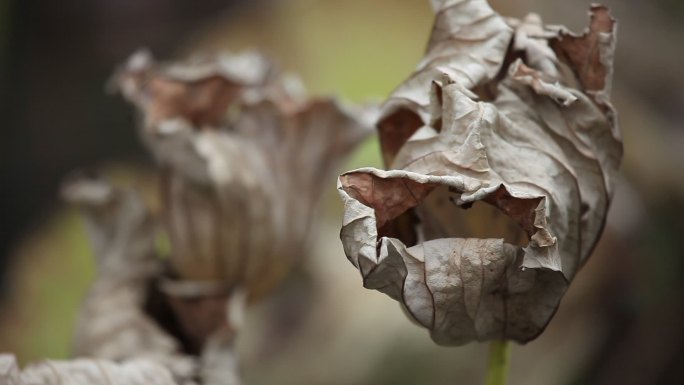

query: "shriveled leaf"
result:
(156, 97), (371, 299)
(61, 176), (197, 383)
(114, 49), (277, 130)
(0, 354), (179, 385)
(339, 0), (621, 345)
(116, 51), (373, 302)
(0, 354), (21, 385)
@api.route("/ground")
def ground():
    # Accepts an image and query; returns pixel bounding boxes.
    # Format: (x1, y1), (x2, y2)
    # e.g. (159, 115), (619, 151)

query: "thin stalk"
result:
(485, 340), (511, 385)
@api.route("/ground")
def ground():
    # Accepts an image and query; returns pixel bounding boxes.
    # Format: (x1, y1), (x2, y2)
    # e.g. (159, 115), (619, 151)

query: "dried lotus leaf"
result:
(338, 0), (621, 345)
(115, 51), (373, 302)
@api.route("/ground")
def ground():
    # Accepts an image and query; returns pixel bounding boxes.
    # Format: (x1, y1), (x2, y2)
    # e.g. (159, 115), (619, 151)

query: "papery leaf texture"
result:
(0, 354), (179, 385)
(115, 50), (373, 301)
(338, 0), (621, 344)
(61, 176), (199, 384)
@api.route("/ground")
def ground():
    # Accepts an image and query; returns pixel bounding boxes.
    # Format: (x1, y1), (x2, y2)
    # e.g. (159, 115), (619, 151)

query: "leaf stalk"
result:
(485, 340), (511, 385)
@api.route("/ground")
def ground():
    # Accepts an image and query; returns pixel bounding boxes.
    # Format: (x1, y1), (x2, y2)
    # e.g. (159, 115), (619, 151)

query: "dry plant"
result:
(337, 0), (620, 383)
(1, 1), (622, 384)
(0, 51), (371, 384)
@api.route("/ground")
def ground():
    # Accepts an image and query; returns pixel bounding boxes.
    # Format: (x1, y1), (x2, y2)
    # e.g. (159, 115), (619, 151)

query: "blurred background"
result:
(1, 0), (683, 384)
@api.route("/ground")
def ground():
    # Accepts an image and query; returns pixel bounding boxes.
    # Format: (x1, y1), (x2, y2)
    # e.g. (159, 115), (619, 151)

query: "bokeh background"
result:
(1, 0), (684, 384)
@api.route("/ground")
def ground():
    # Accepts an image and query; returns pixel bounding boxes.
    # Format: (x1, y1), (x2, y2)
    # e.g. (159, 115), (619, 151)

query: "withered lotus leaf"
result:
(115, 51), (372, 301)
(0, 354), (179, 385)
(338, 0), (621, 344)
(61, 176), (197, 384)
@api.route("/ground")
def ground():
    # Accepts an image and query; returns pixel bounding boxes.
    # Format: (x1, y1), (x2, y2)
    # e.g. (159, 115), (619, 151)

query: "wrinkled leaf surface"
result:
(339, 0), (621, 344)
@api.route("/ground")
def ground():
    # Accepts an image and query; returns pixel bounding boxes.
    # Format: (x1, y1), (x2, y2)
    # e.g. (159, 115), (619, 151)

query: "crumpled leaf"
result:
(338, 1), (621, 345)
(0, 354), (178, 385)
(114, 50), (373, 351)
(61, 176), (198, 384)
(114, 49), (278, 130)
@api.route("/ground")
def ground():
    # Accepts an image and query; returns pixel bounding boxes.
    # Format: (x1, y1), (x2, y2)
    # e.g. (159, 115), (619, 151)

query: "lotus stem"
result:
(485, 340), (511, 385)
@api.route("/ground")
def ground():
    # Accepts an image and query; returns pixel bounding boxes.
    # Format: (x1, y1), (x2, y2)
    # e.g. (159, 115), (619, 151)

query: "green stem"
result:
(485, 340), (511, 385)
